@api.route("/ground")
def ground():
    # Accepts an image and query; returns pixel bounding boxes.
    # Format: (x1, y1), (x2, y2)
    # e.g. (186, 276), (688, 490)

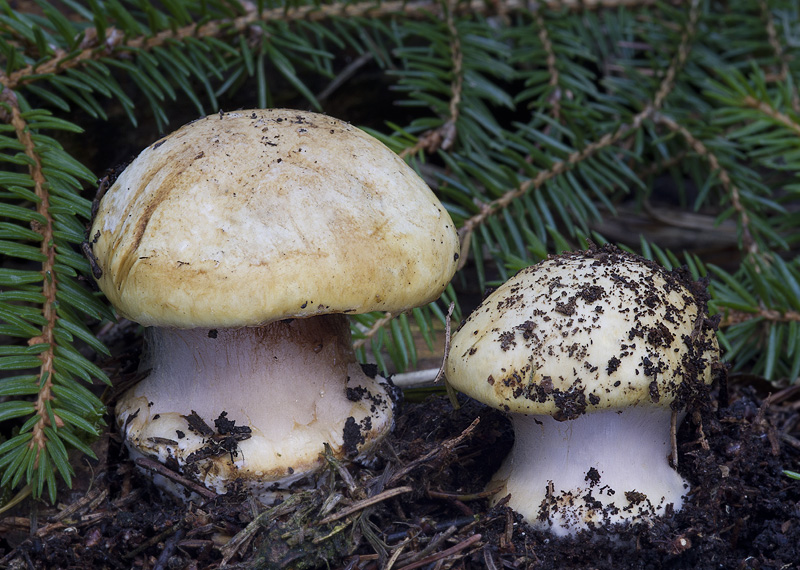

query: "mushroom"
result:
(445, 245), (720, 535)
(89, 109), (459, 501)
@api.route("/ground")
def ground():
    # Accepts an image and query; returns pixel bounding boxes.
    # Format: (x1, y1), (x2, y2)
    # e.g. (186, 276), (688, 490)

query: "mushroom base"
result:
(116, 314), (394, 503)
(489, 406), (687, 536)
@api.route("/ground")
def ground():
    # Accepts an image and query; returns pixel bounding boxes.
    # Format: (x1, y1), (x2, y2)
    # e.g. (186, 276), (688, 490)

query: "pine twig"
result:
(395, 533), (482, 570)
(741, 96), (800, 136)
(399, 0), (464, 158)
(720, 307), (800, 328)
(442, 0), (463, 151)
(0, 0), (671, 92)
(134, 457), (217, 501)
(458, 108), (652, 252)
(535, 11), (561, 121)
(758, 0), (800, 114)
(458, 0), (701, 255)
(388, 417), (480, 486)
(652, 112), (759, 257)
(353, 312), (395, 350)
(0, 90), (62, 464)
(3, 1), (410, 90)
(652, 0), (700, 111)
(317, 485), (413, 525)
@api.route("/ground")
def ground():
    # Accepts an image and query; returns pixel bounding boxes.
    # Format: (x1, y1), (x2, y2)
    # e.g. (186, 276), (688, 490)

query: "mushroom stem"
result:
(116, 314), (393, 500)
(490, 406), (687, 536)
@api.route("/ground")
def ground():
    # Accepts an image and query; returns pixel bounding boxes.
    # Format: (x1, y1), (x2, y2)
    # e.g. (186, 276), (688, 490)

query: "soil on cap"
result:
(469, 244), (721, 419)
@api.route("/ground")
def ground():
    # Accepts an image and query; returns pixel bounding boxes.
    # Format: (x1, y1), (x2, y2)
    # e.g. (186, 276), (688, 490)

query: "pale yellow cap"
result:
(446, 246), (719, 419)
(90, 109), (459, 328)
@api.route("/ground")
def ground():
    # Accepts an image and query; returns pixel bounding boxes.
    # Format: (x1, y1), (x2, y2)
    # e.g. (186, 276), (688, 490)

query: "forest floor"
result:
(0, 361), (799, 569)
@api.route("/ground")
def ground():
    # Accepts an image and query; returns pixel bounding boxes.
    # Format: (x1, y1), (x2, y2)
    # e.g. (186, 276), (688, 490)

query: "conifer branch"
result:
(0, 91), (62, 464)
(652, 0), (699, 111)
(399, 0), (463, 157)
(457, 0), (699, 255)
(652, 113), (758, 257)
(758, 0), (799, 113)
(2, 1), (394, 90)
(741, 96), (800, 136)
(721, 308), (800, 328)
(442, 0), (463, 150)
(535, 12), (560, 121)
(1, 0), (671, 92)
(457, 109), (648, 257)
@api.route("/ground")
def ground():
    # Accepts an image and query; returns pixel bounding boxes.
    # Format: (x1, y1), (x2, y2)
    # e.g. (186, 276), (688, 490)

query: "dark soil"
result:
(1, 371), (799, 569)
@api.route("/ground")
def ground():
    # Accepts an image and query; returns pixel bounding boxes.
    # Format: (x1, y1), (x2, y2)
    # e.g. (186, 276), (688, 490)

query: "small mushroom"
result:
(90, 109), (459, 501)
(445, 244), (720, 535)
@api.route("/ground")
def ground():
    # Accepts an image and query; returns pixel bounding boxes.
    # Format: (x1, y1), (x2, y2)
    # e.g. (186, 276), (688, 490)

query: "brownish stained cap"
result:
(90, 109), (459, 328)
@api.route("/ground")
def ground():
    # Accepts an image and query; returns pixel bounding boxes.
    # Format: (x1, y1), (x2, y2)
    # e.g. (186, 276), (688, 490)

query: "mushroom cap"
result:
(446, 246), (719, 419)
(90, 109), (459, 328)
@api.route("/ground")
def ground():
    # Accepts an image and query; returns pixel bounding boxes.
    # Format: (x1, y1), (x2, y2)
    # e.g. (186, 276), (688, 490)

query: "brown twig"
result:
(385, 541), (408, 570)
(0, 510), (110, 540)
(755, 398), (781, 457)
(536, 11), (561, 121)
(399, 0), (464, 158)
(352, 312), (394, 350)
(317, 485), (413, 525)
(765, 384), (800, 407)
(123, 519), (185, 561)
(440, 300), (461, 408)
(720, 307), (800, 328)
(433, 301), (455, 385)
(758, 0), (800, 114)
(741, 95), (800, 136)
(427, 487), (500, 502)
(395, 533), (482, 570)
(388, 417), (480, 485)
(317, 51), (376, 101)
(220, 491), (309, 564)
(483, 546), (501, 570)
(692, 409), (710, 452)
(395, 524), (459, 566)
(134, 456), (217, 500)
(352, 300), (450, 363)
(154, 528), (186, 570)
(51, 488), (108, 523)
(670, 409), (679, 468)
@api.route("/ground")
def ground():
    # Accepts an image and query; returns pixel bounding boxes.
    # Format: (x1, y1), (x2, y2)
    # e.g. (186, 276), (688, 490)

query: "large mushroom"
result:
(89, 109), (459, 500)
(445, 245), (720, 535)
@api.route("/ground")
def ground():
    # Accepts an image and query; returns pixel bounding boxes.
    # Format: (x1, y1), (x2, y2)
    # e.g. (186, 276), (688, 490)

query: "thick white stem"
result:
(116, 314), (393, 500)
(490, 406), (687, 536)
